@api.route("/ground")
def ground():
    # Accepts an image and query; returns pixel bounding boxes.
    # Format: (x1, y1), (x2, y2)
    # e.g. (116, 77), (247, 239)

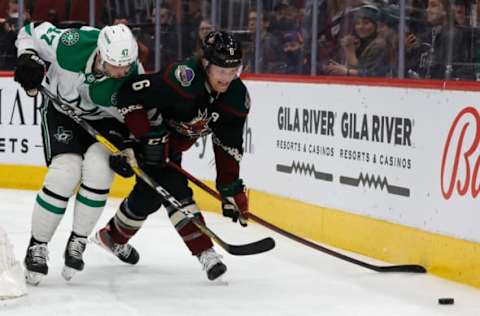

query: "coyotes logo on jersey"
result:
(168, 109), (219, 138)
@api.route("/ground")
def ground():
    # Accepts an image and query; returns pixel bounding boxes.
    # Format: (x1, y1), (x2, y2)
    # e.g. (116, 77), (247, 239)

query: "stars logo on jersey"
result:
(111, 92), (118, 106)
(61, 30), (80, 46)
(85, 73), (96, 83)
(54, 127), (73, 144)
(169, 109), (218, 138)
(174, 65), (195, 87)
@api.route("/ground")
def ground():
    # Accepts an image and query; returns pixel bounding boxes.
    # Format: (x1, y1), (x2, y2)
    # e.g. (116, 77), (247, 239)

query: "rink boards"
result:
(1, 75), (480, 287)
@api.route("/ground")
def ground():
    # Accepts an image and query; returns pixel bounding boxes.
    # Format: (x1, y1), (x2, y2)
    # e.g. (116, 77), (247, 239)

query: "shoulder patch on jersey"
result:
(60, 30), (80, 46)
(57, 29), (99, 72)
(85, 73), (96, 83)
(174, 65), (195, 87)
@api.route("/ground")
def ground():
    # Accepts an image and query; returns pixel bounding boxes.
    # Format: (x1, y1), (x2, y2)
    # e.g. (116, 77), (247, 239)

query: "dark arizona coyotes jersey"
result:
(117, 57), (251, 187)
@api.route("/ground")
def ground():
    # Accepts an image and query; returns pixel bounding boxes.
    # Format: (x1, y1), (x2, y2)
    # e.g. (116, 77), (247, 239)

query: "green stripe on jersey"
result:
(24, 23), (33, 35)
(76, 193), (107, 208)
(36, 195), (66, 215)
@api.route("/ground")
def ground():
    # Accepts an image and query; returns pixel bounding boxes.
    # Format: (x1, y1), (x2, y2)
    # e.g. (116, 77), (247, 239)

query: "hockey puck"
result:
(438, 298), (454, 305)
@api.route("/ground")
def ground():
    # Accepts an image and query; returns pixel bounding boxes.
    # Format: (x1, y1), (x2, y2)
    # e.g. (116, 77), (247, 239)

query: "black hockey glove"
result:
(14, 52), (46, 96)
(140, 126), (169, 168)
(108, 132), (138, 178)
(219, 179), (249, 227)
(109, 139), (137, 178)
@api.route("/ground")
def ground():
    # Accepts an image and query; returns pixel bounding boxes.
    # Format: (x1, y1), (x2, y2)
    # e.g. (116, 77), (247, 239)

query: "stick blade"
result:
(376, 264), (427, 273)
(225, 237), (275, 256)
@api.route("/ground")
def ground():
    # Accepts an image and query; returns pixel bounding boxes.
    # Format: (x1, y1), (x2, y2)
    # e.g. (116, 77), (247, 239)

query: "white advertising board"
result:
(1, 76), (479, 242)
(0, 78), (45, 165)
(183, 81), (480, 243)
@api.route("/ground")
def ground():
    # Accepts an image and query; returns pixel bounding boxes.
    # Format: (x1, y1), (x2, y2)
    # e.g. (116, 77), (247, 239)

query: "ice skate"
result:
(198, 248), (227, 281)
(24, 241), (49, 286)
(90, 227), (139, 264)
(61, 233), (88, 281)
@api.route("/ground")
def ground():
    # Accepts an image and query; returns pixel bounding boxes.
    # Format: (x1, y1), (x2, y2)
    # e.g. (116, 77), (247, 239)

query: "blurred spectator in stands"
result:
(407, 0), (474, 79)
(0, 17), (17, 69)
(270, 1), (310, 70)
(0, 0), (30, 70)
(184, 0), (204, 25)
(142, 5), (178, 70)
(182, 0), (206, 58)
(193, 19), (212, 57)
(453, 0), (468, 26)
(404, 0), (429, 35)
(316, 0), (356, 72)
(158, 5), (178, 65)
(46, 9), (59, 26)
(243, 10), (281, 73)
(376, 4), (400, 77)
(247, 10), (258, 34)
(2, 0), (30, 26)
(323, 4), (388, 77)
(377, 4), (420, 77)
(113, 15), (150, 68)
(270, 2), (302, 38)
(113, 15), (129, 26)
(5, 0), (19, 19)
(281, 30), (307, 74)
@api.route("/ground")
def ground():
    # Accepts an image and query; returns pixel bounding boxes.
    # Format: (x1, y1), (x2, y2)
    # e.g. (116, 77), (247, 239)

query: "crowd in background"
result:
(1, 0), (480, 81)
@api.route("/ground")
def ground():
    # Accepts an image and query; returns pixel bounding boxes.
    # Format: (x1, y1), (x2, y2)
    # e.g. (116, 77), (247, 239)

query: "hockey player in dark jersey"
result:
(92, 31), (250, 281)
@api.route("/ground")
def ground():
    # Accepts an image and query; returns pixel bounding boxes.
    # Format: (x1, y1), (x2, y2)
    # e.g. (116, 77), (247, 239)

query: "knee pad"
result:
(82, 142), (114, 189)
(44, 154), (82, 197)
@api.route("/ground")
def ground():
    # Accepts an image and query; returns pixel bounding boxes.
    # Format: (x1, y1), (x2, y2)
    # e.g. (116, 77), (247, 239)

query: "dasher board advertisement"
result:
(0, 78), (44, 166)
(183, 81), (480, 243)
(1, 76), (480, 243)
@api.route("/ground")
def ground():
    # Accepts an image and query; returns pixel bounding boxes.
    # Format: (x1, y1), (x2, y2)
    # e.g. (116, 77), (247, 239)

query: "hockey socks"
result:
(32, 187), (69, 242)
(73, 184), (109, 237)
(91, 200), (142, 265)
(109, 200), (146, 244)
(166, 203), (213, 256)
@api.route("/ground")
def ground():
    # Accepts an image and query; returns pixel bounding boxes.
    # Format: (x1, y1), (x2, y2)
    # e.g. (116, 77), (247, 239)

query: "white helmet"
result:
(97, 24), (138, 67)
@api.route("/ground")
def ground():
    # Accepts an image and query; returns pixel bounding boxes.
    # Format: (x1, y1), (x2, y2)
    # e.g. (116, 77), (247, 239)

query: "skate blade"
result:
(24, 270), (45, 286)
(61, 266), (77, 281)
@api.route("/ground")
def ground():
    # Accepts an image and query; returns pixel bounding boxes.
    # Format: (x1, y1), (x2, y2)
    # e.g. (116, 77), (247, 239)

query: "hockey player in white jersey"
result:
(14, 22), (142, 285)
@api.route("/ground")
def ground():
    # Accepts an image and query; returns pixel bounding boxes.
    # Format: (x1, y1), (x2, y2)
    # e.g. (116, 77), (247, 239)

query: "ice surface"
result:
(0, 188), (479, 316)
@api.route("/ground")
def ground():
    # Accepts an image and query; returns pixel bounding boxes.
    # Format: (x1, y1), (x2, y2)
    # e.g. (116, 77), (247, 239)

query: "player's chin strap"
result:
(39, 85), (274, 256)
(166, 161), (428, 274)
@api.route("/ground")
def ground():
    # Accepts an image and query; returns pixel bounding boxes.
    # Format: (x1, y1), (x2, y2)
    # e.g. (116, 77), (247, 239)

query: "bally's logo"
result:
(441, 106), (480, 199)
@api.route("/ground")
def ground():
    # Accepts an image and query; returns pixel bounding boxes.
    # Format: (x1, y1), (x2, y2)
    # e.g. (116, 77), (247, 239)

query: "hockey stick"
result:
(39, 85), (274, 256)
(167, 161), (427, 273)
